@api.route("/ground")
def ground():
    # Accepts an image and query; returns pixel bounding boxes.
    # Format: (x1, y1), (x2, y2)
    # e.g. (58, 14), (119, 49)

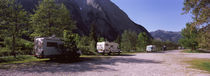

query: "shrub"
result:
(3, 37), (33, 55)
(0, 48), (12, 57)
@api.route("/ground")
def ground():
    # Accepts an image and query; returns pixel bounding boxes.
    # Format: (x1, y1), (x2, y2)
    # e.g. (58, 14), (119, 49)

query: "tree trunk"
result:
(12, 34), (16, 58)
(12, 9), (18, 58)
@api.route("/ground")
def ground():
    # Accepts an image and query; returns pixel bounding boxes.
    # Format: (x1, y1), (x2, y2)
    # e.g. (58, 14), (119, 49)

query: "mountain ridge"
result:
(150, 30), (182, 43)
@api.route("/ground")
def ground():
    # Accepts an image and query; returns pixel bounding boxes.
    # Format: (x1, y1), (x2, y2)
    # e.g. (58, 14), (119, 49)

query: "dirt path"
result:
(0, 50), (210, 76)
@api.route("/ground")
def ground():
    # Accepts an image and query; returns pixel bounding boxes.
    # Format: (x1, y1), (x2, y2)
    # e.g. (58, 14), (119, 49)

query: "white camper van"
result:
(146, 45), (156, 52)
(97, 42), (121, 55)
(34, 37), (64, 58)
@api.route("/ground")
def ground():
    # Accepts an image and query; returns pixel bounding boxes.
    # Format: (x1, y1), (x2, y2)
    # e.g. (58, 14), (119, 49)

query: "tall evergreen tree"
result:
(58, 4), (77, 34)
(136, 32), (150, 51)
(89, 22), (97, 52)
(115, 35), (121, 44)
(0, 0), (9, 39)
(30, 0), (76, 37)
(120, 30), (137, 52)
(89, 22), (97, 42)
(0, 0), (28, 57)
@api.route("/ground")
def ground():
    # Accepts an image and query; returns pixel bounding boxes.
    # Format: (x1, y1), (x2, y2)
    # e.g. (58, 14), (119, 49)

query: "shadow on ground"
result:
(8, 56), (162, 73)
(104, 53), (136, 56)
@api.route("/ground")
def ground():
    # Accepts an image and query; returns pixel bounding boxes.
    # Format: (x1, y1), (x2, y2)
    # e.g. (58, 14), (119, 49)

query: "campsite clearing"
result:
(0, 50), (210, 76)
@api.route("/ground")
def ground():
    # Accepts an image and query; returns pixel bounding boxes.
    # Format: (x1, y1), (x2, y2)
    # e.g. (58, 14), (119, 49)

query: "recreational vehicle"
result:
(34, 37), (80, 58)
(97, 42), (121, 55)
(146, 45), (156, 52)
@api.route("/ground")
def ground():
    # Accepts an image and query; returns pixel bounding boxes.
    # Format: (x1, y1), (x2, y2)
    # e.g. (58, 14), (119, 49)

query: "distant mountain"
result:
(150, 30), (182, 43)
(17, 0), (151, 41)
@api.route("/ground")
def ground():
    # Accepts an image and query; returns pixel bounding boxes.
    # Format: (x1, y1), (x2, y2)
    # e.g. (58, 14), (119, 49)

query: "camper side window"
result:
(47, 42), (58, 48)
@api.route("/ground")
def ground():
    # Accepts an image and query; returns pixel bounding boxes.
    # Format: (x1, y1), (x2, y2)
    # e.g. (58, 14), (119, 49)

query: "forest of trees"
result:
(120, 30), (178, 52)
(0, 0), (78, 57)
(0, 0), (109, 56)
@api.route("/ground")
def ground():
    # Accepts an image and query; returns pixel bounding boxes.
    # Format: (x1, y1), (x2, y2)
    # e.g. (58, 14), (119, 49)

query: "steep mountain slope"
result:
(150, 30), (182, 43)
(17, 0), (150, 41)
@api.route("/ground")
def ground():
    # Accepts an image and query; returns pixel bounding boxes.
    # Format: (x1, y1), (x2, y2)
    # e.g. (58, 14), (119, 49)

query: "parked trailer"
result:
(34, 37), (80, 58)
(97, 42), (121, 55)
(146, 45), (156, 52)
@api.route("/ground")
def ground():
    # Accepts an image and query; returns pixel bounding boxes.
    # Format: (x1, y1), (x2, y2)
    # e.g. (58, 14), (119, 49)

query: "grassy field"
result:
(0, 55), (49, 65)
(182, 49), (209, 53)
(186, 58), (210, 73)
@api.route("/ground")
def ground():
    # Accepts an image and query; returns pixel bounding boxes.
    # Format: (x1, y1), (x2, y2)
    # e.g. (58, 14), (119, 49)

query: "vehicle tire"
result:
(39, 51), (44, 58)
(50, 57), (56, 61)
(108, 52), (111, 55)
(118, 52), (121, 55)
(102, 50), (105, 55)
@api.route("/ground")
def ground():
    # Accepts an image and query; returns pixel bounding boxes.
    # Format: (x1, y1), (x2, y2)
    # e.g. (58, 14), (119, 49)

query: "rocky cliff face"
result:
(18, 0), (150, 41)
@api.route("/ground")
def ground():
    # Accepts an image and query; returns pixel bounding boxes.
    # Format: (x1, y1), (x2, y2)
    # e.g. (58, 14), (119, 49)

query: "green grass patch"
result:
(0, 55), (49, 65)
(186, 58), (210, 73)
(182, 49), (208, 53)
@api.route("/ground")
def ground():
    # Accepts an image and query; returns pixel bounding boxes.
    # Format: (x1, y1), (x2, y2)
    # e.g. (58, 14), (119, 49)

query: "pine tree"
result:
(120, 30), (137, 52)
(89, 22), (97, 52)
(30, 0), (76, 37)
(115, 35), (121, 44)
(89, 22), (97, 41)
(58, 4), (77, 35)
(0, 0), (9, 39)
(136, 32), (150, 51)
(0, 0), (28, 57)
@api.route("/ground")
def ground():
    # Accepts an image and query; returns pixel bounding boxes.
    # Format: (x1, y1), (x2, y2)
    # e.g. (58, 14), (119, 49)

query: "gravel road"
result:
(0, 50), (210, 76)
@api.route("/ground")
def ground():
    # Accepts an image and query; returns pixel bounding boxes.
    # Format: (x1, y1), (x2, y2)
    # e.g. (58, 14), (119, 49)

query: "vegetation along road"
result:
(0, 50), (210, 76)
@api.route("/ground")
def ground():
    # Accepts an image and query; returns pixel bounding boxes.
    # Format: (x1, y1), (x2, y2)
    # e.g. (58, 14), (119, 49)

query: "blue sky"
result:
(111, 0), (193, 32)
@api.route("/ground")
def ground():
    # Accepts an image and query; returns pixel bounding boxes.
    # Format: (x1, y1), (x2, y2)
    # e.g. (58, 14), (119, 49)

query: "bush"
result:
(136, 47), (145, 52)
(18, 39), (34, 55)
(0, 41), (3, 47)
(4, 37), (12, 49)
(77, 36), (98, 55)
(3, 37), (33, 55)
(0, 48), (12, 57)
